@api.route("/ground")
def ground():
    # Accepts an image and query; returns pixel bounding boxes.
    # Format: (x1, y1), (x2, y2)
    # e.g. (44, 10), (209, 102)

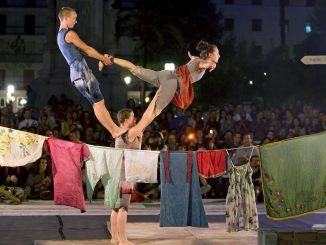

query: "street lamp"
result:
(249, 80), (254, 86)
(145, 97), (150, 103)
(164, 63), (175, 71)
(124, 76), (131, 85)
(7, 85), (15, 94)
(7, 85), (15, 103)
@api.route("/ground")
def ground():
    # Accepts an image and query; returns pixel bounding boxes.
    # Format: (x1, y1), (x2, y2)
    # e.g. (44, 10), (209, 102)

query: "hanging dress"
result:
(225, 147), (259, 232)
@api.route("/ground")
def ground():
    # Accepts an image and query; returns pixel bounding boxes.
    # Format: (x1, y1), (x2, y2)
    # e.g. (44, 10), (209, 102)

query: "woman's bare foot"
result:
(110, 238), (119, 243)
(119, 240), (134, 245)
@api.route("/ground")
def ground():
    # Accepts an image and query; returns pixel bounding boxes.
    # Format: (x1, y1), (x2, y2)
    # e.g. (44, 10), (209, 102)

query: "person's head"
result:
(38, 157), (49, 174)
(117, 108), (135, 128)
(196, 40), (220, 63)
(266, 130), (274, 140)
(69, 129), (81, 142)
(233, 132), (241, 145)
(250, 155), (260, 168)
(45, 129), (53, 137)
(126, 99), (136, 109)
(242, 133), (253, 147)
(23, 109), (32, 119)
(167, 134), (176, 145)
(58, 7), (77, 28)
(223, 130), (233, 143)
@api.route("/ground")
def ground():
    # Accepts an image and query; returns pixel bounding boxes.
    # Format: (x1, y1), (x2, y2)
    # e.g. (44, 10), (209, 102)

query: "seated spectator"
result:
(24, 157), (53, 200)
(18, 108), (38, 130)
(0, 166), (28, 203)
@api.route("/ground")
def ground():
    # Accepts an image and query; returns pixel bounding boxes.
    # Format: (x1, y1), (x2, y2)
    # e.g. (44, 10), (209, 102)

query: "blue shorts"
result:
(70, 59), (104, 105)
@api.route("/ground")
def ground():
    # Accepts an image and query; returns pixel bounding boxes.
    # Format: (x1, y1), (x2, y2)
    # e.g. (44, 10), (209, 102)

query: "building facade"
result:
(214, 0), (316, 54)
(0, 0), (130, 112)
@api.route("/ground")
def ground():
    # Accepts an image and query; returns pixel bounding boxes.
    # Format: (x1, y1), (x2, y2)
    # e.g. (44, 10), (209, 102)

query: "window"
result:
(0, 15), (6, 34)
(24, 15), (35, 34)
(306, 0), (316, 6)
(17, 97), (28, 108)
(0, 98), (6, 108)
(285, 19), (289, 33)
(224, 18), (234, 31)
(224, 0), (234, 4)
(0, 69), (5, 87)
(252, 0), (262, 5)
(23, 69), (34, 85)
(306, 22), (312, 33)
(252, 19), (262, 32)
(25, 0), (36, 7)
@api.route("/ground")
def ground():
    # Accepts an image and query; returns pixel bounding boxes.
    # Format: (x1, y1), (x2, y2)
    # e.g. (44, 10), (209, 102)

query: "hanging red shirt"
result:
(196, 150), (226, 178)
(45, 138), (90, 212)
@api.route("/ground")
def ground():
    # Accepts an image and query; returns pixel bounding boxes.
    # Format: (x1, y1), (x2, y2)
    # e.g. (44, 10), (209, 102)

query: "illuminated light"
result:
(124, 76), (131, 85)
(188, 133), (195, 140)
(20, 98), (27, 105)
(7, 85), (15, 94)
(164, 63), (175, 71)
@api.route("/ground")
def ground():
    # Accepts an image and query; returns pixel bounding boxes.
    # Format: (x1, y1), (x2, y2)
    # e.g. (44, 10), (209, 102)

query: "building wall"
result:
(0, 0), (47, 90)
(214, 0), (315, 54)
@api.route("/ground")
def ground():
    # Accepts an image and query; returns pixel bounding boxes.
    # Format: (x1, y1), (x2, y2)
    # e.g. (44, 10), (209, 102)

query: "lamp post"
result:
(7, 85), (15, 103)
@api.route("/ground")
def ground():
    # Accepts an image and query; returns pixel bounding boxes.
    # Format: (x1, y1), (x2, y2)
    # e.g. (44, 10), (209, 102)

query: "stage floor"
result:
(0, 199), (325, 245)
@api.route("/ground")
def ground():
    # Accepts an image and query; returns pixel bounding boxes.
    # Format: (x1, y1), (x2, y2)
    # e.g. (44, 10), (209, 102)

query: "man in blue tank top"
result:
(57, 7), (124, 138)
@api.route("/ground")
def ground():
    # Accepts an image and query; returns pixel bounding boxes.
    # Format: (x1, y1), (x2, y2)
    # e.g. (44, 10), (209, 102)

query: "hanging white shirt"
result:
(0, 126), (46, 167)
(124, 149), (160, 183)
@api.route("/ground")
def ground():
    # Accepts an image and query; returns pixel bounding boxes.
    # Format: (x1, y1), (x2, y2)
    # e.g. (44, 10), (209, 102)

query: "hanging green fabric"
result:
(260, 132), (326, 220)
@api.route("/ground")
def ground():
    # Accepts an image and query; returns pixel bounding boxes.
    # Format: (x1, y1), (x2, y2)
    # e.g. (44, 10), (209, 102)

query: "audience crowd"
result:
(1, 93), (326, 203)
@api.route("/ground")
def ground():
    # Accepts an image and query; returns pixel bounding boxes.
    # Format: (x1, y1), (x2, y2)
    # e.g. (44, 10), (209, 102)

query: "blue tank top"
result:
(57, 29), (83, 66)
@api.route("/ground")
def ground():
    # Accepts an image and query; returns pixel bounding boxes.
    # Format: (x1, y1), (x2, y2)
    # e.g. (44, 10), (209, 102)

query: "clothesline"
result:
(0, 126), (258, 154)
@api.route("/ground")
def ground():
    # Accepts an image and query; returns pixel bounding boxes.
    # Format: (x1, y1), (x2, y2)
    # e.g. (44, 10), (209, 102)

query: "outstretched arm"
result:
(65, 31), (111, 65)
(197, 60), (216, 72)
(127, 87), (161, 142)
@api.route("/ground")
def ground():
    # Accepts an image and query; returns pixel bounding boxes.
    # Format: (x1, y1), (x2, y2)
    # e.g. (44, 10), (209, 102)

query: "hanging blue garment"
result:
(160, 151), (208, 227)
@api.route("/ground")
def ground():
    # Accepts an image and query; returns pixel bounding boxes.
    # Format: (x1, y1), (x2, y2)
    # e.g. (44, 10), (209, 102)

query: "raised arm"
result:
(65, 30), (111, 65)
(127, 87), (161, 141)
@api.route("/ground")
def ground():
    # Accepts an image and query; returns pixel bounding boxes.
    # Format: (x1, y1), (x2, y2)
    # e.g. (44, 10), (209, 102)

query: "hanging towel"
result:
(260, 132), (326, 220)
(124, 149), (159, 183)
(84, 145), (123, 208)
(196, 150), (226, 178)
(0, 126), (46, 167)
(160, 151), (208, 227)
(44, 138), (90, 212)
